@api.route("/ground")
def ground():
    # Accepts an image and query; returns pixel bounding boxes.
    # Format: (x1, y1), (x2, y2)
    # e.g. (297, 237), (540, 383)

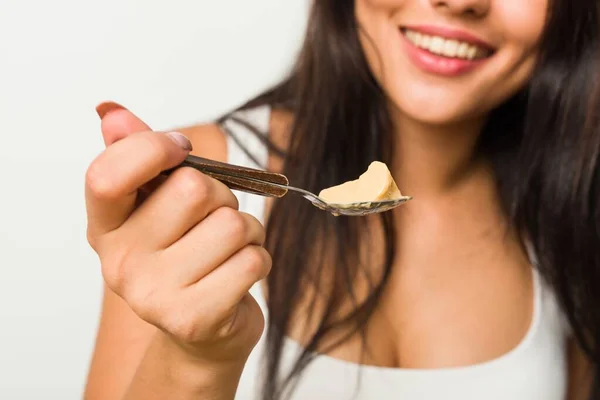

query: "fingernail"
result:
(166, 131), (193, 151)
(95, 101), (126, 119)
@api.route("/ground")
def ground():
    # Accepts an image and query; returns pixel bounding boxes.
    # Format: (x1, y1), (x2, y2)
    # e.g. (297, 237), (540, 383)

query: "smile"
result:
(399, 26), (496, 76)
(402, 29), (491, 60)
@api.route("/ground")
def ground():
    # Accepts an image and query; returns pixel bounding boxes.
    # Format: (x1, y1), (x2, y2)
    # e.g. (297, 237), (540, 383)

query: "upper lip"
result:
(401, 25), (495, 51)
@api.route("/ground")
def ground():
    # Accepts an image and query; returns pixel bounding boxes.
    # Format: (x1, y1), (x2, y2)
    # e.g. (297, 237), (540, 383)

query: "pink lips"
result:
(400, 25), (494, 77)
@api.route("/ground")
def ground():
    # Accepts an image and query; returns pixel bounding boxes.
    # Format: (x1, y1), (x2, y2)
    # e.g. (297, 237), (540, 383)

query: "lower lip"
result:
(399, 30), (489, 77)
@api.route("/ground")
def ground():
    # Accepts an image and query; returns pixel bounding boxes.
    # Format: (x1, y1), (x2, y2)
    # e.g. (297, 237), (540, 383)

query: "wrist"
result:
(159, 332), (246, 382)
(131, 331), (247, 400)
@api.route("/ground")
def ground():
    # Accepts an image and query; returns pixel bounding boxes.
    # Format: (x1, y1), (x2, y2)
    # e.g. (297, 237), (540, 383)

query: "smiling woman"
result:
(84, 0), (600, 400)
(356, 0), (546, 123)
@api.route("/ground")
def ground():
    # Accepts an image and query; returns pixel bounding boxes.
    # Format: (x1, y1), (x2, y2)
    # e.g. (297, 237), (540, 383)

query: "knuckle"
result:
(99, 245), (134, 295)
(164, 311), (201, 343)
(85, 159), (118, 200)
(260, 249), (273, 278)
(218, 207), (248, 237)
(126, 282), (158, 323)
(227, 189), (240, 210)
(172, 168), (212, 204)
(248, 216), (267, 243)
(86, 227), (99, 250)
(240, 247), (271, 280)
(86, 227), (108, 254)
(211, 180), (240, 210)
(100, 260), (126, 295)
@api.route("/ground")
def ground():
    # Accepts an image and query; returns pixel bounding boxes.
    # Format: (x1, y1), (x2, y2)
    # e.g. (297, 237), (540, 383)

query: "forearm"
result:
(124, 332), (245, 400)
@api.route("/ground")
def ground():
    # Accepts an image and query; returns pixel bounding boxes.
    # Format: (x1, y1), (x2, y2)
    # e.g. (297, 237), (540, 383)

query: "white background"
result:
(0, 1), (308, 398)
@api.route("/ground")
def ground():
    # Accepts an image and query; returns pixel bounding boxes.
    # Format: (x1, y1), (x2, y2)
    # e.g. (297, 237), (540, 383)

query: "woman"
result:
(84, 0), (600, 399)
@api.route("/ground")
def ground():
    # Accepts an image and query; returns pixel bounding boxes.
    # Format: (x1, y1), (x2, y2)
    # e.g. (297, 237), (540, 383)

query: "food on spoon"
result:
(318, 161), (402, 205)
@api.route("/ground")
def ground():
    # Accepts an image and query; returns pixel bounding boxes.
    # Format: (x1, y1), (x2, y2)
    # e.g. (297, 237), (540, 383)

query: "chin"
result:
(386, 85), (487, 127)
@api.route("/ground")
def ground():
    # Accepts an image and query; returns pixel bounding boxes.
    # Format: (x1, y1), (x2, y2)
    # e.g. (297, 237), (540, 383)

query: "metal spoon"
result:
(165, 155), (412, 217)
(253, 181), (411, 216)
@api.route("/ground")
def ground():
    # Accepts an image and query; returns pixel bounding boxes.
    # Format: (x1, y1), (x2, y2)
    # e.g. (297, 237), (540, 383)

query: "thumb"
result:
(95, 101), (152, 147)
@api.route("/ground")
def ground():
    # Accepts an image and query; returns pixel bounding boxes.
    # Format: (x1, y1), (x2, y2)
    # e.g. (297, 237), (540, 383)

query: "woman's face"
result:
(355, 0), (548, 125)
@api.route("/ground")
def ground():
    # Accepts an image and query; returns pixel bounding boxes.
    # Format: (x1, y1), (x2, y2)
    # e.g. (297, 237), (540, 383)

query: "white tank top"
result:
(223, 106), (572, 400)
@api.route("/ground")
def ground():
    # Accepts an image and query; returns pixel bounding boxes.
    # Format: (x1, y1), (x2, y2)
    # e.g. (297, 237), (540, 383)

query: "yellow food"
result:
(318, 161), (402, 204)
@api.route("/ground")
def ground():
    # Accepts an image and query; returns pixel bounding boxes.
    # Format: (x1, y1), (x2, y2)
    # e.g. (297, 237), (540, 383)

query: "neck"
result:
(391, 112), (488, 198)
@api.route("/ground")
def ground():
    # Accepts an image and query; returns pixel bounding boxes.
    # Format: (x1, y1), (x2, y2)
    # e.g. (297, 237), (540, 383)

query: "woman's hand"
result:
(85, 103), (270, 368)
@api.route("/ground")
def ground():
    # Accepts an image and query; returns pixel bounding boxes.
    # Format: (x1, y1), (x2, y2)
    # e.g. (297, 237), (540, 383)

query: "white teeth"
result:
(421, 35), (431, 48)
(466, 46), (478, 60)
(430, 37), (444, 54)
(443, 40), (459, 57)
(457, 42), (469, 58)
(403, 29), (489, 60)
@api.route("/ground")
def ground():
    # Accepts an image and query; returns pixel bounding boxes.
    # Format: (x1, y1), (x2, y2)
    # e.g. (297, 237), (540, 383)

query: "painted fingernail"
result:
(165, 131), (193, 151)
(95, 101), (126, 119)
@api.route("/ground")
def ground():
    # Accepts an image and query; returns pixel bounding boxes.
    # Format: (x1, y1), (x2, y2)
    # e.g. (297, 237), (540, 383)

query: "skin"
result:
(84, 0), (593, 399)
(85, 106), (269, 399)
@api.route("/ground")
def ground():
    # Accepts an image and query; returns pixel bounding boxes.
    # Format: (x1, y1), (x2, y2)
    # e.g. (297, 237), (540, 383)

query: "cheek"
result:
(355, 0), (403, 82)
(496, 0), (547, 45)
(483, 1), (548, 101)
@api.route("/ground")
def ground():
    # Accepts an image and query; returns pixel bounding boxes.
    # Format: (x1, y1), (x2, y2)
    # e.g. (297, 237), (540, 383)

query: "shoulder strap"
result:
(221, 105), (271, 170)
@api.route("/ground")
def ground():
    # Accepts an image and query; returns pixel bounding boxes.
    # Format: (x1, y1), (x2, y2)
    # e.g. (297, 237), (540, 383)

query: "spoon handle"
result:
(163, 154), (290, 198)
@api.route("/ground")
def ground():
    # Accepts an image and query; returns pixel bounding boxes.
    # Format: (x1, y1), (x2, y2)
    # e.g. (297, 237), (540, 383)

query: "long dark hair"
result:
(219, 1), (600, 398)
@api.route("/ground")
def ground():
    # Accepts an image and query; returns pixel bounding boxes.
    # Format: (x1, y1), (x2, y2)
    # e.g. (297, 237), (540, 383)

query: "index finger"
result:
(85, 130), (193, 241)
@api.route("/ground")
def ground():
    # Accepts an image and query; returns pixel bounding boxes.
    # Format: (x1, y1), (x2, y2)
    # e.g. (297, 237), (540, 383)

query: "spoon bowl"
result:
(281, 184), (412, 216)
